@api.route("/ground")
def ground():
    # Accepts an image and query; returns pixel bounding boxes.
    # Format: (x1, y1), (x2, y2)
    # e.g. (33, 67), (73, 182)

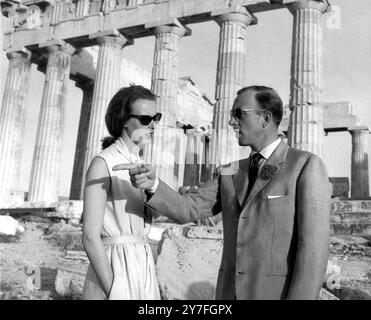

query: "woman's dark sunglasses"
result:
(128, 113), (162, 126)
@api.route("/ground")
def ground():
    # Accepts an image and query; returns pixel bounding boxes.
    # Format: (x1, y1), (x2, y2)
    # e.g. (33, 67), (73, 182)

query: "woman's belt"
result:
(101, 235), (148, 245)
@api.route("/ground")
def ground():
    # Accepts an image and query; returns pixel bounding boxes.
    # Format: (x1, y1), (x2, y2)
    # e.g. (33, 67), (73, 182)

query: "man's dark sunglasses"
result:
(230, 108), (263, 120)
(128, 113), (162, 126)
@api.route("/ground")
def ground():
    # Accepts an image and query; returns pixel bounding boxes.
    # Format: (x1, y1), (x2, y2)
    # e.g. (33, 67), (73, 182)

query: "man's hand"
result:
(112, 163), (156, 190)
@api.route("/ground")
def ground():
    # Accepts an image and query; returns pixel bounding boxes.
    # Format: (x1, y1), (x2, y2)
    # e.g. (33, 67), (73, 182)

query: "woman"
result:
(82, 85), (162, 300)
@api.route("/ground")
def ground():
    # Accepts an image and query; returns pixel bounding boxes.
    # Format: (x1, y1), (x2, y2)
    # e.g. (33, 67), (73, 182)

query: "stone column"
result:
(184, 129), (197, 186)
(69, 78), (94, 200)
(200, 133), (212, 183)
(150, 24), (186, 189)
(83, 34), (129, 179)
(349, 126), (370, 200)
(194, 129), (203, 181)
(28, 42), (75, 202)
(0, 48), (31, 198)
(210, 8), (256, 170)
(173, 127), (187, 189)
(183, 128), (204, 186)
(287, 0), (330, 158)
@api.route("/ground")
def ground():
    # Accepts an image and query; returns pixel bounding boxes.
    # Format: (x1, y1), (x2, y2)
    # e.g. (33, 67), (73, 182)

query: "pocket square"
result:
(266, 195), (285, 199)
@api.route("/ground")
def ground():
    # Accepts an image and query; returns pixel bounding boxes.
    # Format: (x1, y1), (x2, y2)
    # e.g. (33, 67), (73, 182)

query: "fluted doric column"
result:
(0, 48), (31, 198)
(288, 0), (330, 157)
(69, 78), (94, 200)
(173, 127), (188, 189)
(210, 8), (256, 170)
(184, 128), (203, 186)
(349, 126), (370, 200)
(200, 133), (211, 183)
(83, 34), (130, 179)
(184, 129), (197, 186)
(28, 42), (75, 202)
(150, 24), (186, 189)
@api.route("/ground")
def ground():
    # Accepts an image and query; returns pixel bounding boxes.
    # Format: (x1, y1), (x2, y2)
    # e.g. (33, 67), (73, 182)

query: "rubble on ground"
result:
(155, 224), (222, 300)
(0, 215), (25, 236)
(54, 250), (89, 299)
(43, 221), (83, 251)
(0, 213), (370, 300)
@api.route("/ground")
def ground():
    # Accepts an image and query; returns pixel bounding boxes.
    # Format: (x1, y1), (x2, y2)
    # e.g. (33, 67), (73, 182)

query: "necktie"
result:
(246, 153), (263, 196)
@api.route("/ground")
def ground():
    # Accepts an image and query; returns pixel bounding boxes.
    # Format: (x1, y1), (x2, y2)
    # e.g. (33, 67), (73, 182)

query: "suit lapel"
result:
(232, 158), (250, 208)
(233, 141), (289, 209)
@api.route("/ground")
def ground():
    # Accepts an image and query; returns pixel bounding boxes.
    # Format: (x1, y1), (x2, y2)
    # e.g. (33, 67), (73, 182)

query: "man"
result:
(114, 86), (331, 300)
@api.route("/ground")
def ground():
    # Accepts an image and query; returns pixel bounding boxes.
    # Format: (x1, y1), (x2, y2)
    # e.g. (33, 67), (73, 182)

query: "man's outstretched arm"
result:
(113, 163), (221, 224)
(146, 177), (221, 224)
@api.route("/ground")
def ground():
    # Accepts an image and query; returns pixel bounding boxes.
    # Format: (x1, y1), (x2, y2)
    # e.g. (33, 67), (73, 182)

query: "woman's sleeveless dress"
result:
(82, 137), (160, 300)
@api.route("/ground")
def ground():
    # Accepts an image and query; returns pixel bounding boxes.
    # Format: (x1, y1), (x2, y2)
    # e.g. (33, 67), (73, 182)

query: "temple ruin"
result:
(0, 0), (370, 301)
(0, 0), (369, 202)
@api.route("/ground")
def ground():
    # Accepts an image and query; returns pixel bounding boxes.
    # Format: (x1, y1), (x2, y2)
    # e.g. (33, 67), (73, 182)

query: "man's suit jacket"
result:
(146, 141), (331, 300)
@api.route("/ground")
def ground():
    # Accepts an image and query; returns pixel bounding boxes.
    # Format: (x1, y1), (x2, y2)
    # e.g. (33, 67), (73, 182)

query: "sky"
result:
(0, 0), (370, 197)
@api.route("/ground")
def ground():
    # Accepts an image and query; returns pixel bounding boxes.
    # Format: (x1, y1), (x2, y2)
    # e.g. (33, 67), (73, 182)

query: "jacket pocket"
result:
(265, 195), (288, 205)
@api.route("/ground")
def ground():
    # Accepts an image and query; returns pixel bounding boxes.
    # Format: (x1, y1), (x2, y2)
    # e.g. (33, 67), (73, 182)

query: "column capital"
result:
(290, 0), (331, 13)
(146, 18), (191, 37)
(348, 126), (370, 134)
(6, 47), (31, 60)
(89, 29), (133, 47)
(212, 6), (257, 26)
(39, 40), (76, 56)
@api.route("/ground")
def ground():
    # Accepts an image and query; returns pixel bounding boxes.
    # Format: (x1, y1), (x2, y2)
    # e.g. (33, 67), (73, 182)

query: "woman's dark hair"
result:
(237, 85), (283, 127)
(101, 85), (156, 149)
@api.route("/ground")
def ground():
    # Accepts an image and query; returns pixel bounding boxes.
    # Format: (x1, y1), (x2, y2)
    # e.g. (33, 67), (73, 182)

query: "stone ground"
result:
(0, 217), (370, 300)
(0, 218), (66, 300)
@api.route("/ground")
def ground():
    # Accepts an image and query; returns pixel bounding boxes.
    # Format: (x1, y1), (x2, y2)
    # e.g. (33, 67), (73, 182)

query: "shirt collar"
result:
(114, 131), (141, 162)
(251, 137), (281, 160)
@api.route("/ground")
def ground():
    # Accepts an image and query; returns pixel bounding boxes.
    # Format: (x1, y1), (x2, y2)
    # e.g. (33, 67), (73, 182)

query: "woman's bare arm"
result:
(82, 157), (113, 297)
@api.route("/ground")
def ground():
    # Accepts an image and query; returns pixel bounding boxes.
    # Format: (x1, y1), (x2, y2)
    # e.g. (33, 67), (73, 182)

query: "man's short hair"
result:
(237, 86), (283, 127)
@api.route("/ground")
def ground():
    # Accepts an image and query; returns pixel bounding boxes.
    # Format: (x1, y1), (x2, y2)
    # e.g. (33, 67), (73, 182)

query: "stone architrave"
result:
(28, 42), (76, 202)
(349, 126), (370, 200)
(83, 33), (130, 180)
(150, 23), (186, 189)
(210, 8), (256, 170)
(0, 48), (31, 198)
(287, 0), (330, 157)
(69, 78), (94, 200)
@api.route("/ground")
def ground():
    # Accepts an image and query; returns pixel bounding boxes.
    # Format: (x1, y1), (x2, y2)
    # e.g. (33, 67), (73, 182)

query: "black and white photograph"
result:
(0, 0), (370, 307)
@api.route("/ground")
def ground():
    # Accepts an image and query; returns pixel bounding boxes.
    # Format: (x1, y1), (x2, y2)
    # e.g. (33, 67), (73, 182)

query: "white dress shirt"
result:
(250, 137), (282, 172)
